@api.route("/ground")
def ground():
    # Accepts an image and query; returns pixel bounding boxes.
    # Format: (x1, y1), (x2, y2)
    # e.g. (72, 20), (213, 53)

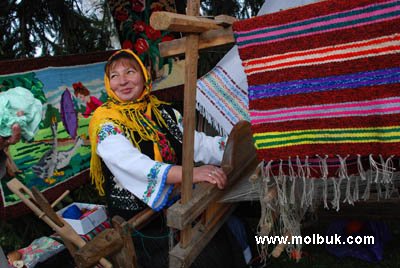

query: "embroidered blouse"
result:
(96, 106), (227, 216)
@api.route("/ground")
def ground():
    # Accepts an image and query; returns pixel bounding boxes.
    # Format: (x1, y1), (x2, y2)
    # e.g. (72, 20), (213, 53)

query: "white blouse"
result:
(96, 109), (227, 211)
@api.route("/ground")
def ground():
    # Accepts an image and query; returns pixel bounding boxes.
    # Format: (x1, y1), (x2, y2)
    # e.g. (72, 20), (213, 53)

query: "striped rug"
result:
(233, 0), (400, 177)
(196, 66), (250, 136)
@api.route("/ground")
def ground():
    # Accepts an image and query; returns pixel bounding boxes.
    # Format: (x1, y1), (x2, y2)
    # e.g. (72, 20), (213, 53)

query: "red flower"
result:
(161, 35), (174, 42)
(145, 25), (161, 40)
(131, 0), (145, 12)
(134, 38), (149, 54)
(132, 20), (146, 32)
(122, 40), (134, 49)
(115, 8), (128, 21)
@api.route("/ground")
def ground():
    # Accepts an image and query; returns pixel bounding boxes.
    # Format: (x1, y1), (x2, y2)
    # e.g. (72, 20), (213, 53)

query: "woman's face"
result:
(108, 58), (145, 102)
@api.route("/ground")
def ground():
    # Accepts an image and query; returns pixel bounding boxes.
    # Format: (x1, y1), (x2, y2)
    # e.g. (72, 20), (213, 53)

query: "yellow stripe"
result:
(255, 138), (400, 149)
(253, 126), (400, 138)
(255, 131), (400, 143)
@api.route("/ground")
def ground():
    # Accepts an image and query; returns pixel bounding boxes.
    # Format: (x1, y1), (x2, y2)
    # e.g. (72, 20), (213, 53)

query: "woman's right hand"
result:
(193, 165), (227, 189)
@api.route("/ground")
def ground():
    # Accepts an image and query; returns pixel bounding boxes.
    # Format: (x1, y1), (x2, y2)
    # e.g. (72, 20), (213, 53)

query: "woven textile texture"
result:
(233, 0), (400, 259)
(234, 0), (400, 177)
(0, 51), (113, 219)
(196, 66), (250, 136)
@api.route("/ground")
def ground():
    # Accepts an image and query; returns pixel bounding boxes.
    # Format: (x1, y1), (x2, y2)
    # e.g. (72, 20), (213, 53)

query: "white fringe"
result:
(256, 154), (399, 261)
(196, 102), (229, 137)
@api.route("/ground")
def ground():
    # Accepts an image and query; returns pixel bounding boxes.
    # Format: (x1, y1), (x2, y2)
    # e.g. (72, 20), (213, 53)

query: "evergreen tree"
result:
(0, 0), (116, 60)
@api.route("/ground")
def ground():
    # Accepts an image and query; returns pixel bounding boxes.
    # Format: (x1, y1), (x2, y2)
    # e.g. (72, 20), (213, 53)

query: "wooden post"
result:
(180, 0), (200, 249)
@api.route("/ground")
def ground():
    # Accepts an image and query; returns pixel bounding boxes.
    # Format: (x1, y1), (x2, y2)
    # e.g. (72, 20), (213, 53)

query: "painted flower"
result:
(115, 7), (129, 21)
(122, 40), (134, 49)
(161, 35), (174, 43)
(134, 38), (149, 54)
(151, 2), (164, 12)
(131, 0), (145, 12)
(145, 25), (162, 41)
(132, 20), (146, 32)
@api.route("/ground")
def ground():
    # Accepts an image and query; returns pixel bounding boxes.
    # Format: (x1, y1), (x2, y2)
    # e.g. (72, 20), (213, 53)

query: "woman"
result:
(89, 48), (228, 216)
(89, 49), (247, 267)
(73, 81), (103, 118)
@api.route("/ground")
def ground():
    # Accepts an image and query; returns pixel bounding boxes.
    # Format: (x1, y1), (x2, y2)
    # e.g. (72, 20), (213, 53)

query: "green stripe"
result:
(256, 135), (400, 148)
(254, 127), (400, 140)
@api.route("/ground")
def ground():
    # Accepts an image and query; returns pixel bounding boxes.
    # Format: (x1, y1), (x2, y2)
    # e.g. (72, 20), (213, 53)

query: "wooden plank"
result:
(167, 156), (258, 230)
(112, 216), (138, 268)
(150, 11), (222, 32)
(180, 0), (200, 249)
(74, 229), (123, 268)
(169, 205), (237, 268)
(127, 208), (156, 230)
(159, 27), (234, 58)
(214, 14), (238, 26)
(168, 121), (257, 230)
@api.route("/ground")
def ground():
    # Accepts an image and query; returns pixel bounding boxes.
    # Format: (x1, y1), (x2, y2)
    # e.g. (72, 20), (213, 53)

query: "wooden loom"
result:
(150, 1), (260, 267)
(6, 1), (261, 267)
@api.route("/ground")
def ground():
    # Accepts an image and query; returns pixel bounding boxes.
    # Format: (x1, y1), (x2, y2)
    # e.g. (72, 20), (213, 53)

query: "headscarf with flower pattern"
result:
(89, 49), (170, 195)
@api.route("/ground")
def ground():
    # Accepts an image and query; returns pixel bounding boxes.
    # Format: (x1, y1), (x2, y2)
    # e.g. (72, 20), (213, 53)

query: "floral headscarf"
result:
(89, 49), (169, 195)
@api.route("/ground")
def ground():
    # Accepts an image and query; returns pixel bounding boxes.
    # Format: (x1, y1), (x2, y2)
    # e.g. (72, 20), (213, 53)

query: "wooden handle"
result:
(51, 190), (70, 208)
(7, 178), (113, 268)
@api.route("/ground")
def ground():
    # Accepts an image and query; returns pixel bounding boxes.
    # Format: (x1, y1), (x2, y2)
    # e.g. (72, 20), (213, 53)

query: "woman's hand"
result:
(167, 165), (228, 189)
(193, 165), (227, 189)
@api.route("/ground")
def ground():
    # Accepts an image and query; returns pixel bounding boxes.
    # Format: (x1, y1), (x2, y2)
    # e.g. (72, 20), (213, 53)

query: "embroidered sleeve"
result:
(97, 122), (124, 143)
(194, 132), (227, 165)
(96, 124), (173, 211)
(172, 108), (227, 165)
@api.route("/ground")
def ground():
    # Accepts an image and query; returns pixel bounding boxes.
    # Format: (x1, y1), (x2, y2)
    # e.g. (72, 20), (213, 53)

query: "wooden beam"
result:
(159, 27), (234, 58)
(74, 229), (123, 268)
(168, 121), (258, 230)
(179, 0), (200, 249)
(167, 156), (257, 230)
(169, 205), (237, 268)
(214, 14), (238, 26)
(150, 11), (222, 32)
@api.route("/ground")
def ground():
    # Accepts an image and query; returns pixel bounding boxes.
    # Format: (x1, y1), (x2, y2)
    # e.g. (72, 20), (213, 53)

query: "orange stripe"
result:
(245, 45), (400, 74)
(244, 34), (400, 66)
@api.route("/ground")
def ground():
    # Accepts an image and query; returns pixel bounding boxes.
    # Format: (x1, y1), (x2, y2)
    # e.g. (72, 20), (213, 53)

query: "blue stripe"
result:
(249, 67), (400, 100)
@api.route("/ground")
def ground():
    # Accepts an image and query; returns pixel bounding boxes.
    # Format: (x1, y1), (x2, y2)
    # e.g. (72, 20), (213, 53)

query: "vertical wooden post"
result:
(180, 0), (200, 248)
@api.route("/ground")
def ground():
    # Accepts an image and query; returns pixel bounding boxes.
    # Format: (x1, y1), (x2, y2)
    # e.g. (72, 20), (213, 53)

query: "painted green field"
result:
(3, 117), (92, 205)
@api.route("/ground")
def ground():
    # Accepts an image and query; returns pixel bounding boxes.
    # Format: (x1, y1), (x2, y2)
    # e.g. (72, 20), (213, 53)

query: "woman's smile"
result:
(109, 58), (145, 102)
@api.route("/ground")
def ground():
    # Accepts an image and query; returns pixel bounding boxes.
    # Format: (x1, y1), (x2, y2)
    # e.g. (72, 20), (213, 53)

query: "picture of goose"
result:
(32, 117), (84, 184)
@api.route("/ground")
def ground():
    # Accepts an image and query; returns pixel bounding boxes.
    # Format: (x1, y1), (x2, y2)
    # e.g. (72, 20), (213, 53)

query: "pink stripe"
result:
(237, 5), (399, 43)
(251, 98), (400, 117)
(251, 106), (400, 124)
(236, 0), (397, 35)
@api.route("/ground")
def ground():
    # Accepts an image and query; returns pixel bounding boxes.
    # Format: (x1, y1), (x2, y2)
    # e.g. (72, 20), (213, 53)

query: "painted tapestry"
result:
(0, 53), (111, 219)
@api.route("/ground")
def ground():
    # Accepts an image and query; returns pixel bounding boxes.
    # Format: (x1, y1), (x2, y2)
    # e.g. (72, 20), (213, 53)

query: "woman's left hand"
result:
(193, 165), (227, 189)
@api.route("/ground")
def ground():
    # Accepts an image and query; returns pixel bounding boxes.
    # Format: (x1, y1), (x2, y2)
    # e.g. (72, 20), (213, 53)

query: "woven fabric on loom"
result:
(233, 0), (400, 176)
(196, 66), (250, 136)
